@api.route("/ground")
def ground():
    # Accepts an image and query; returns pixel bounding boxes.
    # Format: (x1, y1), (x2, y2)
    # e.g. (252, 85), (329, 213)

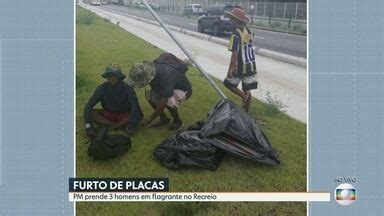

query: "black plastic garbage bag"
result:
(154, 123), (224, 170)
(154, 100), (280, 169)
(200, 99), (280, 166)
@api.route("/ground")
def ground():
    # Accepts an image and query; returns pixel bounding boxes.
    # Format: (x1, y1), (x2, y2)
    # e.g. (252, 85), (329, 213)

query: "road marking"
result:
(254, 36), (265, 40)
(188, 22), (197, 26)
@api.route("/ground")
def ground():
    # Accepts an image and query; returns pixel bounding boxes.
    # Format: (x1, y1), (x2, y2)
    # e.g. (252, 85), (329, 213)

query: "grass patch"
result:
(76, 6), (306, 215)
(76, 9), (96, 25)
(265, 91), (289, 114)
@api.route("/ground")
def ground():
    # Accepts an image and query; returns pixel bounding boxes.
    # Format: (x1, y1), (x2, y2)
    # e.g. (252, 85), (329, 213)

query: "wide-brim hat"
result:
(225, 8), (250, 23)
(101, 63), (126, 80)
(128, 61), (156, 88)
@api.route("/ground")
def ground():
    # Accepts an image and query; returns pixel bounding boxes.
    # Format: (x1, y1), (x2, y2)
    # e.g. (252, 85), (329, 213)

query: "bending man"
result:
(129, 53), (192, 131)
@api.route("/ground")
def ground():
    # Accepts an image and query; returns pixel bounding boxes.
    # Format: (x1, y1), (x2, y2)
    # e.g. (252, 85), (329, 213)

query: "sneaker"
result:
(168, 120), (183, 131)
(149, 117), (170, 128)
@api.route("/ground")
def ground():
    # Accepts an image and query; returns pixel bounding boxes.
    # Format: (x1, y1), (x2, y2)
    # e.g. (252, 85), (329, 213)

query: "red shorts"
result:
(100, 109), (130, 122)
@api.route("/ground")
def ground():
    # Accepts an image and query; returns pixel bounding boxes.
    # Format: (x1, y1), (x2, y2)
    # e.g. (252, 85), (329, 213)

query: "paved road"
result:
(101, 5), (307, 58)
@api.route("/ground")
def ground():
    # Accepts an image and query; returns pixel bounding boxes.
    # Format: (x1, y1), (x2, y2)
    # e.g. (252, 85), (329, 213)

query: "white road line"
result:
(254, 36), (265, 40)
(188, 22), (197, 26)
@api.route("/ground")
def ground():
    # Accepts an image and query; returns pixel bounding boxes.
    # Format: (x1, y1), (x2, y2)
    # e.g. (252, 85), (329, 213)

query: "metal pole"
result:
(263, 2), (266, 17)
(273, 2), (276, 17)
(142, 0), (228, 99)
(255, 2), (257, 16)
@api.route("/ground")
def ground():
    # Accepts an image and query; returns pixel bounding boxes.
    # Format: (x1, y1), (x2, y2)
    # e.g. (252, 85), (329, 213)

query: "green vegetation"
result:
(265, 91), (289, 114)
(76, 9), (96, 25)
(76, 7), (306, 215)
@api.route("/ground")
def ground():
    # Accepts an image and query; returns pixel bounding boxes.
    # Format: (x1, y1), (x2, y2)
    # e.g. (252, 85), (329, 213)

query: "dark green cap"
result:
(101, 63), (126, 80)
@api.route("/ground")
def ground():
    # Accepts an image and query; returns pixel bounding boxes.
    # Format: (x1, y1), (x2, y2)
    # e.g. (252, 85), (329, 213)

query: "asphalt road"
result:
(101, 5), (307, 58)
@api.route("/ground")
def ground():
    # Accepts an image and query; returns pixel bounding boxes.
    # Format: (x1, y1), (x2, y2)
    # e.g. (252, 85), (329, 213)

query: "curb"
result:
(98, 6), (307, 68)
(256, 49), (307, 68)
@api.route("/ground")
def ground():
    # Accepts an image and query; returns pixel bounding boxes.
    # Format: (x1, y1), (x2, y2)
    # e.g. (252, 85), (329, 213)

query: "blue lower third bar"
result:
(0, 41), (3, 186)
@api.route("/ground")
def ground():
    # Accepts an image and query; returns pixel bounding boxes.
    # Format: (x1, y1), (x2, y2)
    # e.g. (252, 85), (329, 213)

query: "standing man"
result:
(223, 7), (258, 113)
(129, 53), (192, 131)
(84, 63), (143, 137)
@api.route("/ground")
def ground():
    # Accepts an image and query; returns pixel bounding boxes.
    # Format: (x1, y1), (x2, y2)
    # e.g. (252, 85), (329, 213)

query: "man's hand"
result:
(85, 126), (97, 138)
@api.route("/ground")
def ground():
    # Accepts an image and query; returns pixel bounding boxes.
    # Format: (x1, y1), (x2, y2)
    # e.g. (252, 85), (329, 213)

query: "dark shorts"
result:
(223, 74), (258, 91)
(98, 109), (131, 122)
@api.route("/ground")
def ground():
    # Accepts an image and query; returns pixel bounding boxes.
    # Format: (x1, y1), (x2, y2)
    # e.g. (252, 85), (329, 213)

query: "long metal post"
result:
(143, 0), (228, 99)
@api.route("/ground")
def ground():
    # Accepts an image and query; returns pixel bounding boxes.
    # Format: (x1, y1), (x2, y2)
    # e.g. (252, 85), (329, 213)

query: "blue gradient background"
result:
(309, 0), (383, 215)
(0, 0), (74, 215)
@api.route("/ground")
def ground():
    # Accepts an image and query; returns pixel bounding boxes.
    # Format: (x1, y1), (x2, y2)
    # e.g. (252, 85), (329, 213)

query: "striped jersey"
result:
(228, 27), (257, 77)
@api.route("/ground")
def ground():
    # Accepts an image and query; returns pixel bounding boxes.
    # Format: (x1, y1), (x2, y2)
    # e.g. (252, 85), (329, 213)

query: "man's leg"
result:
(92, 109), (115, 126)
(167, 106), (183, 131)
(93, 109), (131, 130)
(109, 113), (131, 130)
(167, 90), (192, 131)
(167, 106), (180, 122)
(228, 86), (247, 99)
(243, 90), (252, 113)
(149, 101), (169, 123)
(224, 77), (247, 100)
(146, 89), (170, 126)
(242, 75), (258, 113)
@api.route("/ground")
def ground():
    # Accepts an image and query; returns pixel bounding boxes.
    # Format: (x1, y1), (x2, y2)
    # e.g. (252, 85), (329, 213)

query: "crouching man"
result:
(84, 63), (143, 137)
(129, 53), (192, 131)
